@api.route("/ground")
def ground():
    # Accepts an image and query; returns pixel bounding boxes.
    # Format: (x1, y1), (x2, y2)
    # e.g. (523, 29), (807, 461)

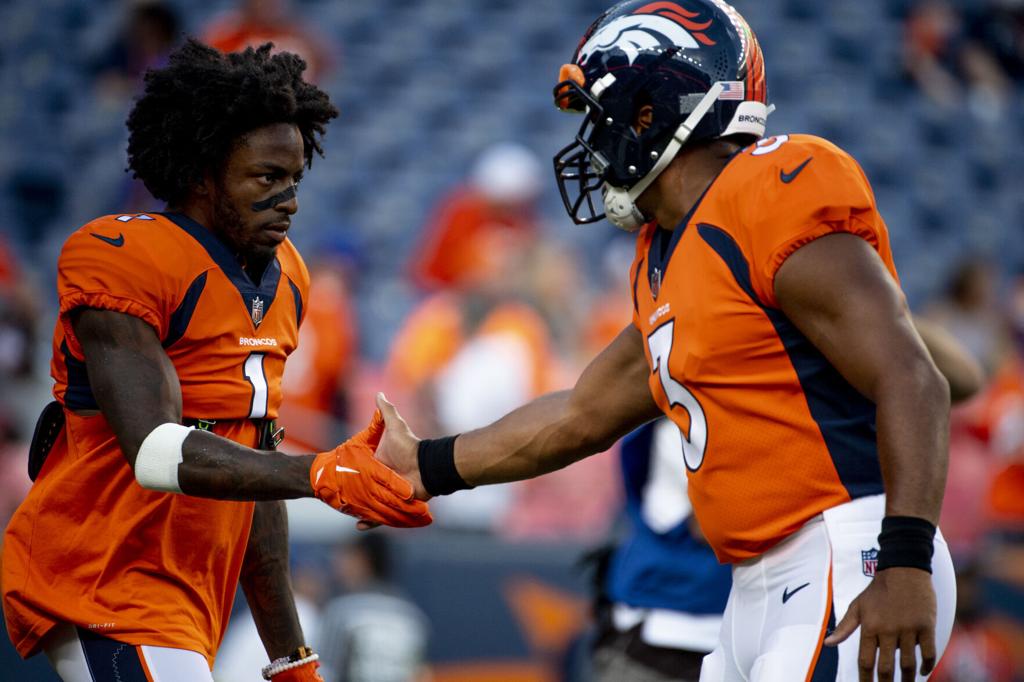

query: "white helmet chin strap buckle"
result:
(602, 184), (646, 232)
(603, 82), (762, 232)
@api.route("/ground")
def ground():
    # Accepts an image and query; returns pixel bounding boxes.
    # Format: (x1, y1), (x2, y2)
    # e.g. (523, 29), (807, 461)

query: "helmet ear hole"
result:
(634, 104), (654, 134)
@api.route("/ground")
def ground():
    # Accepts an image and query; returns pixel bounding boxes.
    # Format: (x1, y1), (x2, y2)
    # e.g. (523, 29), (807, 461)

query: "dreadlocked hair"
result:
(126, 39), (338, 204)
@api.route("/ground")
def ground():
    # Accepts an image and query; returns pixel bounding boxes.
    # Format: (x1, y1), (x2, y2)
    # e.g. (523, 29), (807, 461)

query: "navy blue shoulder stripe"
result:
(632, 257), (644, 315)
(61, 340), (98, 411)
(164, 271), (208, 348)
(161, 212), (281, 327)
(697, 223), (884, 500)
(288, 276), (303, 328)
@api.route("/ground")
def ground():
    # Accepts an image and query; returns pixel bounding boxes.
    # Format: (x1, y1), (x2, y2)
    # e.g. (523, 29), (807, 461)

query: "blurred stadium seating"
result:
(1, 0), (1022, 315)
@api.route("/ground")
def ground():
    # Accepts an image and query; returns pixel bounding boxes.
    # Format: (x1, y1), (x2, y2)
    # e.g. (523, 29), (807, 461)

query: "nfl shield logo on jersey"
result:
(650, 267), (663, 298)
(251, 296), (265, 326)
(862, 548), (878, 577)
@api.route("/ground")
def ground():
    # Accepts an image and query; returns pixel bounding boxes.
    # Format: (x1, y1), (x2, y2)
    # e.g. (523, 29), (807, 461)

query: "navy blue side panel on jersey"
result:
(605, 422), (732, 614)
(61, 341), (98, 411)
(163, 272), (208, 348)
(809, 603), (839, 681)
(76, 627), (150, 681)
(632, 256), (645, 316)
(287, 276), (303, 328)
(697, 224), (884, 500)
(163, 212), (281, 325)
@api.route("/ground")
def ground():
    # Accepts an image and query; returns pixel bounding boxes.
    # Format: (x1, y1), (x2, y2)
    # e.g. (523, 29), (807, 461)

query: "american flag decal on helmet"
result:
(718, 81), (745, 100)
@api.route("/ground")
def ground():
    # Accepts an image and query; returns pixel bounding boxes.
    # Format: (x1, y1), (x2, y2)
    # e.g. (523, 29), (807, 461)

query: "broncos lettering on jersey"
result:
(629, 134), (897, 564)
(3, 212), (309, 665)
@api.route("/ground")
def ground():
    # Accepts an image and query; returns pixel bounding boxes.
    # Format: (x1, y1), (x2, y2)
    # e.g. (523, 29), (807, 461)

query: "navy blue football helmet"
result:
(553, 0), (771, 230)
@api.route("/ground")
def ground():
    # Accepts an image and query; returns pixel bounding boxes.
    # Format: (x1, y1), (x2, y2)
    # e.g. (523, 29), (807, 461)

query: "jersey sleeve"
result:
(277, 239), (311, 329)
(57, 219), (184, 357)
(744, 139), (886, 307)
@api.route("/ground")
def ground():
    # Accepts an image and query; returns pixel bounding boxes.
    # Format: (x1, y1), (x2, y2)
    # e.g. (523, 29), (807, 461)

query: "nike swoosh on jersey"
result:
(782, 582), (811, 603)
(336, 466), (360, 474)
(780, 157), (813, 184)
(90, 232), (125, 247)
(314, 466), (325, 487)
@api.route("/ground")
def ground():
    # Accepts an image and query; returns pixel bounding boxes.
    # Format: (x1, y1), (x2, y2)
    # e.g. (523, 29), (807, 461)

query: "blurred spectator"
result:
(316, 534), (429, 682)
(925, 259), (1010, 375)
(904, 0), (1013, 120)
(982, 472), (1024, 677)
(202, 0), (333, 81)
(411, 142), (543, 292)
(967, 0), (1024, 80)
(905, 0), (964, 107)
(92, 1), (180, 99)
(427, 301), (559, 530)
(0, 235), (46, 432)
(0, 419), (31, 551)
(385, 292), (466, 427)
(931, 564), (1016, 682)
(592, 420), (730, 682)
(0, 236), (37, 382)
(281, 248), (360, 451)
(213, 558), (325, 682)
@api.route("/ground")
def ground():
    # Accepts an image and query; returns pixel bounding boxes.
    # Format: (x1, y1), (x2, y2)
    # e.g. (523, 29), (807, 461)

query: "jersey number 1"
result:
(244, 353), (269, 419)
(647, 321), (708, 471)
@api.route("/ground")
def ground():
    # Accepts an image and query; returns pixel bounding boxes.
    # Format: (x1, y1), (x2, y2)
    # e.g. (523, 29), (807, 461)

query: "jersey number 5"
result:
(244, 353), (269, 419)
(647, 321), (708, 471)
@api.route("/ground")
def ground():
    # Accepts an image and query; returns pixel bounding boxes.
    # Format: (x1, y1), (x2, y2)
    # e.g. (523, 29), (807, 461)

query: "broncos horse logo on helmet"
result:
(553, 0), (770, 231)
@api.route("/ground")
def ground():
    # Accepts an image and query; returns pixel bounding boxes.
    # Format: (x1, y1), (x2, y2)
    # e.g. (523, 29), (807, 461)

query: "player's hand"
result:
(374, 392), (430, 501)
(310, 410), (432, 528)
(824, 567), (937, 682)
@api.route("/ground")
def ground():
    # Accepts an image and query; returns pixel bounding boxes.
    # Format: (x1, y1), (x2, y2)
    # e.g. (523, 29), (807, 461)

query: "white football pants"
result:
(700, 495), (956, 681)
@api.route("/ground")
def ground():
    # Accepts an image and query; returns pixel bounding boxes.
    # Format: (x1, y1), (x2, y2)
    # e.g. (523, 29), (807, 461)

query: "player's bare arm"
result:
(73, 307), (429, 529)
(241, 501), (307, 660)
(376, 323), (662, 499)
(913, 316), (985, 403)
(774, 233), (949, 681)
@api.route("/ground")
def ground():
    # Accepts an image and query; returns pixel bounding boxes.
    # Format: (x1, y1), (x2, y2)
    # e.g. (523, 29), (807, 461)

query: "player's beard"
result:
(213, 198), (275, 281)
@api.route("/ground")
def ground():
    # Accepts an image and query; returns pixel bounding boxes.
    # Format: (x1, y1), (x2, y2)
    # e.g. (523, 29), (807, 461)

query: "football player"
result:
(374, 1), (959, 680)
(3, 40), (430, 682)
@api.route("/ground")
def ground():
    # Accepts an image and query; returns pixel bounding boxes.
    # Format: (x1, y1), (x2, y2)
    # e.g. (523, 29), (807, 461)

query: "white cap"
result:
(470, 142), (542, 205)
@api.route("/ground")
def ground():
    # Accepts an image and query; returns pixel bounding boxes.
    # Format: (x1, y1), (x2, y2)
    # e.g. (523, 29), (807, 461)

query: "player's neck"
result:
(170, 200), (216, 238)
(642, 140), (740, 230)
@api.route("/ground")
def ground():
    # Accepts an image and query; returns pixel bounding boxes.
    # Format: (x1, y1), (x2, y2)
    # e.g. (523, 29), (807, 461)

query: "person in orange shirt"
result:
(280, 251), (360, 451)
(374, 1), (964, 679)
(202, 0), (331, 81)
(410, 142), (542, 292)
(2, 40), (429, 682)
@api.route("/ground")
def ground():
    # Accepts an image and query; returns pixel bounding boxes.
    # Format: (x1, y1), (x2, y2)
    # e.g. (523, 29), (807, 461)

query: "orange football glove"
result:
(310, 410), (432, 527)
(269, 660), (324, 682)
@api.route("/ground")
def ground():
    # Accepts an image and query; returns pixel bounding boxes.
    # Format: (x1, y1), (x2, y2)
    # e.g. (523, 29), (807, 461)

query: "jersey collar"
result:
(646, 148), (743, 299)
(162, 212), (282, 329)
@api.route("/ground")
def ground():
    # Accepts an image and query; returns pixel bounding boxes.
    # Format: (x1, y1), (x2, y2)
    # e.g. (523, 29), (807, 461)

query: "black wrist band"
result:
(417, 435), (472, 497)
(876, 516), (936, 574)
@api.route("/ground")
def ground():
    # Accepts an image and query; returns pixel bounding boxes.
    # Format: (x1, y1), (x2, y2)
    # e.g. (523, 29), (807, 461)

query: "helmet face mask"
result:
(552, 0), (770, 229)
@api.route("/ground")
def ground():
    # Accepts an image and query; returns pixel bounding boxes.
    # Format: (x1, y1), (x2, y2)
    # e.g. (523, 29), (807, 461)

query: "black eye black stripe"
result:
(251, 184), (297, 212)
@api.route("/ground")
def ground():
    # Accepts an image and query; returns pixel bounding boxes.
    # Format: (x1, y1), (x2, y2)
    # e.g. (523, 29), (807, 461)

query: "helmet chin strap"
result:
(603, 82), (726, 232)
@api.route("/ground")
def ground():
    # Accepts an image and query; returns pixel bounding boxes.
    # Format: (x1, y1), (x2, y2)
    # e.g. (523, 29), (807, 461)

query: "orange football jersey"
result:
(3, 212), (309, 665)
(629, 134), (897, 563)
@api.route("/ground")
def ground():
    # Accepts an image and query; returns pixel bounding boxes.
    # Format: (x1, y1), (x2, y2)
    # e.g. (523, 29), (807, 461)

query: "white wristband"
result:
(262, 653), (319, 680)
(135, 423), (193, 493)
